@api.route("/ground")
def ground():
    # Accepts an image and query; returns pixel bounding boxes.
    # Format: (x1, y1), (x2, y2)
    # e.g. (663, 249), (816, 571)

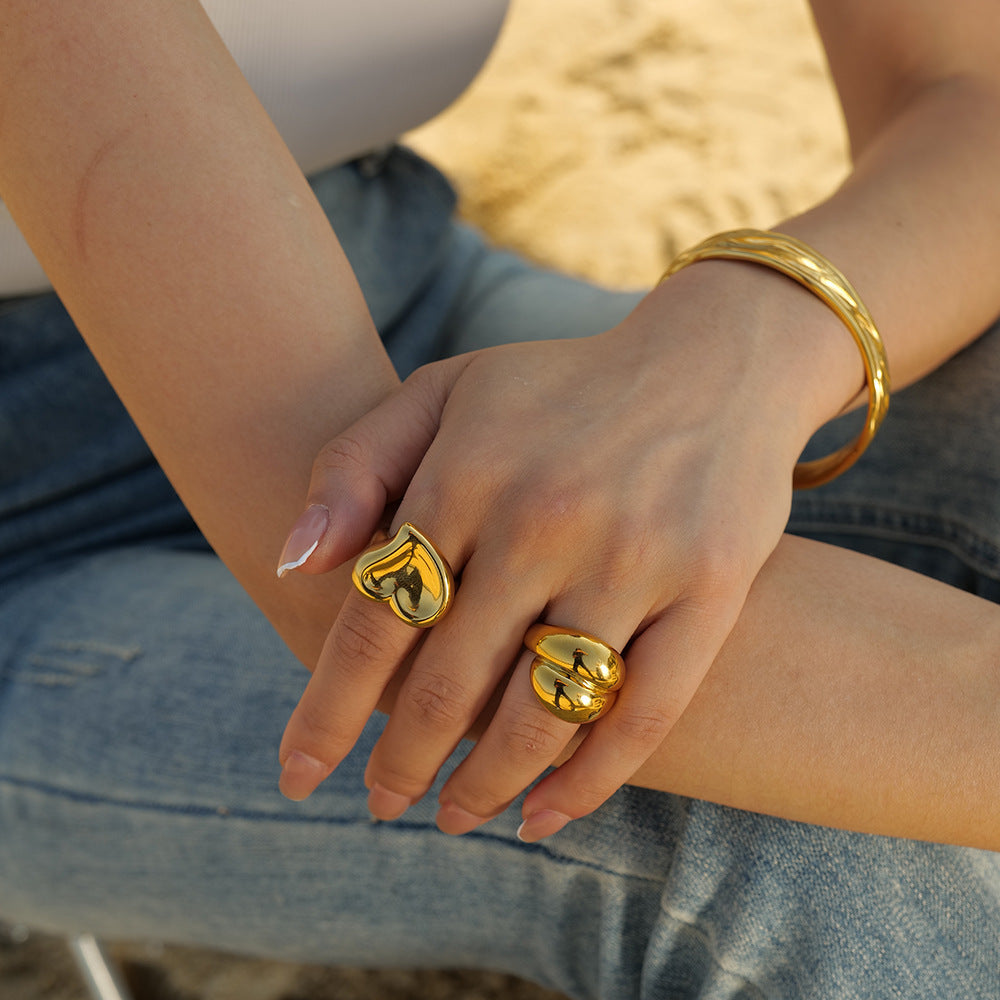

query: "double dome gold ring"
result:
(524, 625), (625, 724)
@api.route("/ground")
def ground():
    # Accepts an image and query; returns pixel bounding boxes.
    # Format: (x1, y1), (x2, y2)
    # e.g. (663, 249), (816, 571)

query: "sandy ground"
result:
(2, 2), (849, 997)
(409, 0), (849, 287)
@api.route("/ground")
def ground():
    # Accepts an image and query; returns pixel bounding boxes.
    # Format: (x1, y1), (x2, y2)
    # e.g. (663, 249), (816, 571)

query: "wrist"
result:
(645, 251), (873, 448)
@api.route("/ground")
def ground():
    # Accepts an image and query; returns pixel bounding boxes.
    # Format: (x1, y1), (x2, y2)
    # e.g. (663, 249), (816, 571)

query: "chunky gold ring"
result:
(352, 522), (455, 628)
(524, 624), (625, 723)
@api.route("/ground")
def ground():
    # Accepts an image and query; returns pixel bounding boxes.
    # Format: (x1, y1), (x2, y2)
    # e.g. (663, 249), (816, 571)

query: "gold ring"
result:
(524, 624), (625, 723)
(352, 522), (455, 628)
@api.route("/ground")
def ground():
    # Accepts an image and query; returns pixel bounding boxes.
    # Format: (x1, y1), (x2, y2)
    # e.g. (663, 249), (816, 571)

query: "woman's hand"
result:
(276, 261), (860, 840)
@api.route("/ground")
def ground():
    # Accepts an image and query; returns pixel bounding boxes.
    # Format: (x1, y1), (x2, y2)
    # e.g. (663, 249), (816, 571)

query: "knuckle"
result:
(407, 448), (506, 533)
(610, 706), (675, 751)
(447, 771), (520, 820)
(549, 769), (613, 817)
(406, 670), (473, 730)
(589, 523), (659, 593)
(313, 432), (369, 479)
(290, 701), (350, 762)
(449, 786), (511, 821)
(486, 480), (593, 575)
(403, 363), (447, 420)
(688, 534), (753, 598)
(329, 605), (398, 666)
(514, 468), (611, 540)
(518, 478), (585, 525)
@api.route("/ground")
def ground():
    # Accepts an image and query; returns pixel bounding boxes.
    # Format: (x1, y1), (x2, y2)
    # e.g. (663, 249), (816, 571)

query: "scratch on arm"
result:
(72, 124), (135, 262)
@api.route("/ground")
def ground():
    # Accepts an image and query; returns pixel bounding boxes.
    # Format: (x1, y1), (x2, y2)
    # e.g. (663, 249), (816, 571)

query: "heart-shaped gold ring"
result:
(524, 624), (625, 723)
(352, 523), (455, 628)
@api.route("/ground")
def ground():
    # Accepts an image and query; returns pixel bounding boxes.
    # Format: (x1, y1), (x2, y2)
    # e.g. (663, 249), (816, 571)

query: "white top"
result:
(0, 0), (509, 295)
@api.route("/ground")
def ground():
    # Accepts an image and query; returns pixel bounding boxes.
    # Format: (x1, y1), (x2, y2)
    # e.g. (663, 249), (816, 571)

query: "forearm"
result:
(639, 2), (1000, 444)
(0, 0), (398, 659)
(782, 68), (1000, 393)
(629, 534), (1000, 851)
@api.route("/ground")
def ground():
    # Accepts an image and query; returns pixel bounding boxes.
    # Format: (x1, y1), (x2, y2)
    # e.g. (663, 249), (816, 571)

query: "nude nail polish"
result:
(436, 802), (489, 836)
(368, 783), (413, 821)
(279, 750), (331, 801)
(276, 504), (329, 577)
(517, 810), (571, 843)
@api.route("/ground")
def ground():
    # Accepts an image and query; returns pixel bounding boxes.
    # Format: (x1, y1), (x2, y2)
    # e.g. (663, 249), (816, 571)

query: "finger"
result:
(517, 594), (742, 841)
(433, 648), (578, 835)
(361, 549), (545, 820)
(433, 605), (640, 837)
(277, 583), (424, 801)
(276, 355), (471, 578)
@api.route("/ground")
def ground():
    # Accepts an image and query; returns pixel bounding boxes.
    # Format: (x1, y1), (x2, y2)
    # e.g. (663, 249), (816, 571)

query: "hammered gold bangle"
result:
(659, 228), (890, 489)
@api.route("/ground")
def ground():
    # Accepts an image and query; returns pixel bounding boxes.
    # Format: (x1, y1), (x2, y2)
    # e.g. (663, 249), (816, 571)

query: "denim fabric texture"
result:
(0, 147), (998, 999)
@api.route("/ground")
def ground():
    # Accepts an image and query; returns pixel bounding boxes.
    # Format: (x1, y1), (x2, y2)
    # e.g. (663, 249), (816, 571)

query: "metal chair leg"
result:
(67, 934), (135, 1000)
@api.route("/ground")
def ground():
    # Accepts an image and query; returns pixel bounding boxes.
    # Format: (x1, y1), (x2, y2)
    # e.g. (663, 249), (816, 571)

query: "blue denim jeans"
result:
(0, 147), (998, 999)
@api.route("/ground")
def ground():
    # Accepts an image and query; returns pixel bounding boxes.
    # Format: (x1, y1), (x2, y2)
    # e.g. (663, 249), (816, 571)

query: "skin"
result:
(0, 1), (997, 850)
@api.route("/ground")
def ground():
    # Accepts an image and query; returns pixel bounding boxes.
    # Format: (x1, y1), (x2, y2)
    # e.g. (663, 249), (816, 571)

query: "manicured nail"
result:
(368, 783), (413, 821)
(277, 505), (329, 577)
(436, 802), (490, 836)
(279, 750), (331, 801)
(517, 810), (571, 843)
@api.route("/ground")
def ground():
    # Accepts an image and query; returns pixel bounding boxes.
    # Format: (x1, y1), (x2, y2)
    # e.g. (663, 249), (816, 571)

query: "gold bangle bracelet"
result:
(658, 228), (890, 490)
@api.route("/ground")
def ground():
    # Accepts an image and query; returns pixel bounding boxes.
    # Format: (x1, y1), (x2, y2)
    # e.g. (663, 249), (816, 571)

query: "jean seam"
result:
(789, 499), (1000, 582)
(476, 833), (668, 886)
(0, 773), (677, 888)
(0, 773), (367, 827)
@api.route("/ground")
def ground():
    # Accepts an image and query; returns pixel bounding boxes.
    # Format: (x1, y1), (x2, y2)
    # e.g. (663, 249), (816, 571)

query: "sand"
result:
(409, 0), (849, 287)
(1, 2), (848, 997)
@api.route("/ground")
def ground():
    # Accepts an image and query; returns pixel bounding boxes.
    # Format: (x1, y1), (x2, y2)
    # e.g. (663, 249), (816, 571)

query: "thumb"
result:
(276, 356), (468, 577)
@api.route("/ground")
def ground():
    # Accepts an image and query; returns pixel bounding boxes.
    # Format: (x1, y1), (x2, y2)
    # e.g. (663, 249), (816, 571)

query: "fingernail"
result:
(436, 802), (490, 836)
(279, 750), (331, 801)
(368, 783), (413, 821)
(517, 810), (571, 843)
(276, 504), (329, 578)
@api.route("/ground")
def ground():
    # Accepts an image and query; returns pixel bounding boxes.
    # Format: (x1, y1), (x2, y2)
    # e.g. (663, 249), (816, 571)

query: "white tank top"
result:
(0, 0), (509, 295)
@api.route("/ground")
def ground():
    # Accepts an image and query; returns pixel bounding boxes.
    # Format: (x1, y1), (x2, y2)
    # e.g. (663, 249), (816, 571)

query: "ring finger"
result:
(432, 605), (638, 836)
(362, 545), (555, 818)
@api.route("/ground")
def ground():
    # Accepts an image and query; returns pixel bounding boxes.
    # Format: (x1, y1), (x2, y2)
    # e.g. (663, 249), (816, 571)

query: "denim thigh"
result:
(1, 547), (998, 1000)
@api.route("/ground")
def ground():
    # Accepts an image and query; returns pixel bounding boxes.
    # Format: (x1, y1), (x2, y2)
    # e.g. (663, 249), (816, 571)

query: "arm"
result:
(276, 0), (1000, 838)
(628, 534), (1000, 853)
(0, 0), (398, 661)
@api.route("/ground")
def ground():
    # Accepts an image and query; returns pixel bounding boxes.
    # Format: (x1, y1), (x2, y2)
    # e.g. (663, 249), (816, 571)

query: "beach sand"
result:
(1, 1), (848, 997)
(409, 0), (848, 287)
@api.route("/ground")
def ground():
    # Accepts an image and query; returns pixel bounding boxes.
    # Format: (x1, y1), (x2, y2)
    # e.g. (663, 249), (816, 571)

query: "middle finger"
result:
(363, 546), (551, 817)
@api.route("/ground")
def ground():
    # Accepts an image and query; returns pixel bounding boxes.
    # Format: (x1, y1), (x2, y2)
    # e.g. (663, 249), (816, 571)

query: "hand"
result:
(275, 263), (844, 840)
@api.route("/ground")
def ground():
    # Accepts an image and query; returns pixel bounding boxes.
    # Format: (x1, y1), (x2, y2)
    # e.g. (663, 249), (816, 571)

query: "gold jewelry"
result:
(352, 523), (454, 628)
(659, 228), (890, 489)
(524, 624), (625, 724)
